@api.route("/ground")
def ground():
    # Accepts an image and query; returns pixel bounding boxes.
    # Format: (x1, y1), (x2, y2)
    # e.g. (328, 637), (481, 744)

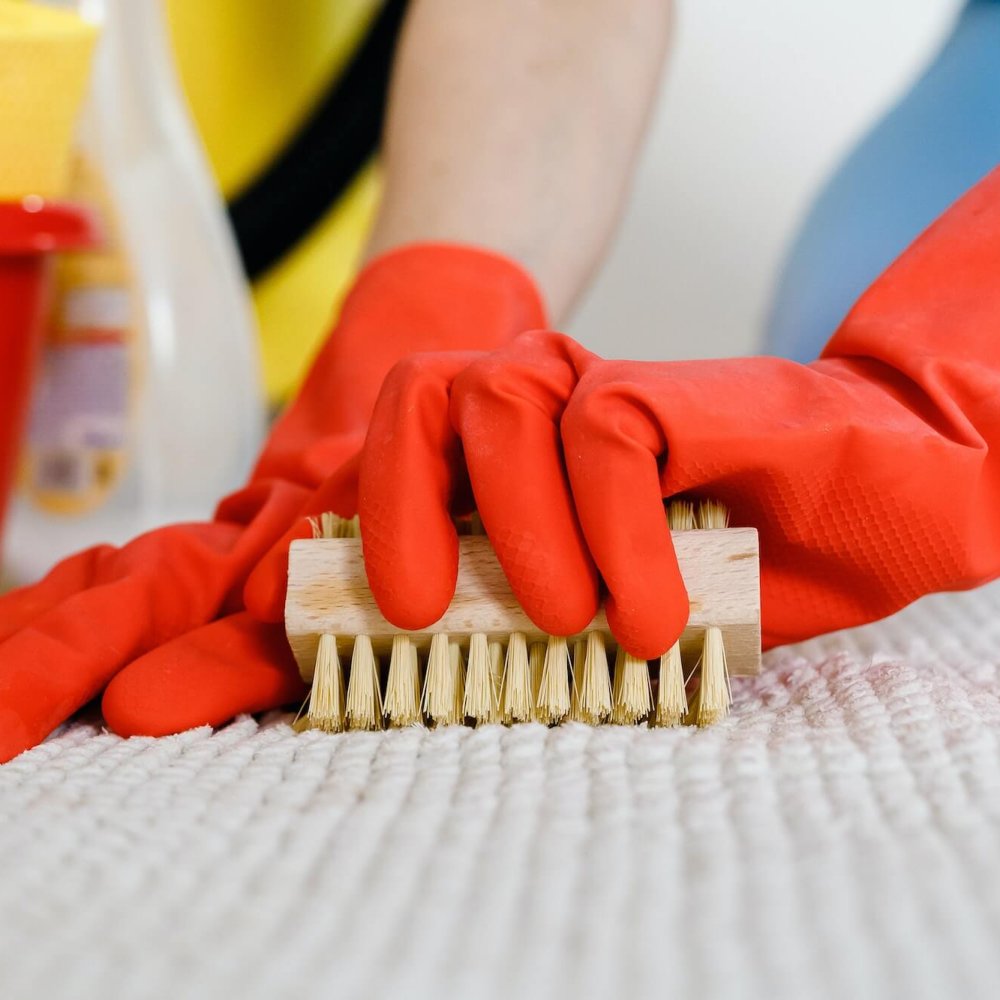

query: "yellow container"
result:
(0, 0), (98, 198)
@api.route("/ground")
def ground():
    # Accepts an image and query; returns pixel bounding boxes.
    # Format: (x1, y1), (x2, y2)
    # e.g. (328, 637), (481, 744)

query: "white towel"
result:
(2, 582), (1000, 1000)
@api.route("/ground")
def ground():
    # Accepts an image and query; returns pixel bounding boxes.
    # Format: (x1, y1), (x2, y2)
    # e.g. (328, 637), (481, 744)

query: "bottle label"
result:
(23, 287), (133, 515)
(20, 152), (139, 517)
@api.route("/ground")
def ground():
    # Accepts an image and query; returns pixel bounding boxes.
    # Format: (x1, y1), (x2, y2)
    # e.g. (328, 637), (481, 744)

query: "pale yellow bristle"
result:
(611, 644), (623, 709)
(450, 641), (466, 723)
(308, 511), (360, 539)
(488, 641), (505, 723)
(501, 632), (533, 722)
(345, 634), (382, 731)
(696, 500), (729, 530)
(385, 635), (422, 727)
(463, 633), (496, 724)
(301, 633), (345, 732)
(570, 639), (586, 719)
(686, 626), (732, 727)
(422, 633), (457, 725)
(572, 631), (612, 725)
(653, 642), (687, 727)
(612, 647), (653, 725)
(667, 500), (696, 531)
(535, 637), (571, 724)
(411, 645), (423, 713)
(528, 642), (546, 721)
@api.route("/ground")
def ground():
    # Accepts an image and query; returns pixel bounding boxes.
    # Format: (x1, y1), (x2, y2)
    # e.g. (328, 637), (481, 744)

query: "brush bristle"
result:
(450, 641), (467, 724)
(654, 642), (687, 727)
(463, 633), (496, 724)
(385, 635), (422, 727)
(502, 632), (533, 723)
(536, 636), (571, 725)
(309, 512), (360, 539)
(570, 639), (585, 719)
(686, 626), (731, 727)
(612, 647), (652, 725)
(300, 627), (734, 733)
(423, 633), (458, 725)
(696, 500), (729, 530)
(667, 499), (696, 531)
(572, 631), (612, 725)
(302, 633), (345, 732)
(528, 642), (548, 724)
(345, 634), (382, 731)
(410, 645), (423, 716)
(488, 640), (505, 723)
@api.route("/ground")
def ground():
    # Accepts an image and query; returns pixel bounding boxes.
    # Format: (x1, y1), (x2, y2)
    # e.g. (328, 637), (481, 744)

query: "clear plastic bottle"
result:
(4, 0), (265, 583)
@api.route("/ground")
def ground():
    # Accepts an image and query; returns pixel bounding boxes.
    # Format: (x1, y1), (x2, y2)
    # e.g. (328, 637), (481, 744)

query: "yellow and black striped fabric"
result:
(165, 0), (407, 405)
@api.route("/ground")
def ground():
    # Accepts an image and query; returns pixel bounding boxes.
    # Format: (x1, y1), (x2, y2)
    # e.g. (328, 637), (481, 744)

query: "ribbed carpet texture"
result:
(3, 583), (1000, 1000)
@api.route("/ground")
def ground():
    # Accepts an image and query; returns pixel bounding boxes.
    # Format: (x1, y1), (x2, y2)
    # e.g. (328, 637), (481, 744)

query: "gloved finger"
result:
(450, 331), (601, 635)
(358, 352), (480, 629)
(561, 374), (689, 659)
(243, 452), (362, 623)
(102, 613), (306, 738)
(0, 522), (246, 764)
(0, 544), (114, 644)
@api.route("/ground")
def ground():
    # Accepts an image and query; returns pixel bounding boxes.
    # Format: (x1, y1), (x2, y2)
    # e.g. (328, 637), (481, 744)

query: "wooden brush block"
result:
(285, 529), (761, 678)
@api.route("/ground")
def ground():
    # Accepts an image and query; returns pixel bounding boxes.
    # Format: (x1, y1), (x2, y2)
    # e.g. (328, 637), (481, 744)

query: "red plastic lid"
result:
(0, 197), (102, 255)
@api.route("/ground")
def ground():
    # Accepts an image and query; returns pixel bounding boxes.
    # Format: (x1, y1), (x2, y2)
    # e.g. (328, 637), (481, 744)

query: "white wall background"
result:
(569, 0), (963, 361)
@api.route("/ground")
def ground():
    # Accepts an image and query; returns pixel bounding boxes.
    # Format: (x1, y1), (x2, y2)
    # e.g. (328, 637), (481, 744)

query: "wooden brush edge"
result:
(285, 529), (761, 677)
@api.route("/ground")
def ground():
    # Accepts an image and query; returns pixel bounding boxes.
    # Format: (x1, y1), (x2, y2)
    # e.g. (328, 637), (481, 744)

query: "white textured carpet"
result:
(3, 584), (1000, 1000)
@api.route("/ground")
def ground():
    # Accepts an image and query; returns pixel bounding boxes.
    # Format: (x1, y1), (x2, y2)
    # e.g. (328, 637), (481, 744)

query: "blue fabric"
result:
(764, 1), (1000, 362)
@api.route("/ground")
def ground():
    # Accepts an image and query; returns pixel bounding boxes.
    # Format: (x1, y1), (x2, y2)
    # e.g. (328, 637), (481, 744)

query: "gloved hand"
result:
(0, 244), (546, 762)
(356, 166), (1000, 656)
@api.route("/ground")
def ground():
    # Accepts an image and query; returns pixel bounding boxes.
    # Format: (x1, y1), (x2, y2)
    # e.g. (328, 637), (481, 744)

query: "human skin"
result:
(364, 0), (673, 322)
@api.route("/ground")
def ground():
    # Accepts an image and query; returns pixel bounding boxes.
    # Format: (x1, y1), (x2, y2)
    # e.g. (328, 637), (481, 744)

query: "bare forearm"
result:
(364, 0), (672, 323)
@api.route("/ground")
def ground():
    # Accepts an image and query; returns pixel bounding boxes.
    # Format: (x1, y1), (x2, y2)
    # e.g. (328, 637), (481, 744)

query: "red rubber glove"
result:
(0, 244), (546, 761)
(357, 166), (1000, 656)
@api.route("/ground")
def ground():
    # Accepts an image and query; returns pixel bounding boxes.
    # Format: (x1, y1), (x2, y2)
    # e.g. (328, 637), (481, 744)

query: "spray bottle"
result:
(4, 0), (265, 583)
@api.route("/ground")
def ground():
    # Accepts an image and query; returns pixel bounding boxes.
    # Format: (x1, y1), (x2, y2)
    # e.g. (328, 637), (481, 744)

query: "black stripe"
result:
(227, 0), (409, 280)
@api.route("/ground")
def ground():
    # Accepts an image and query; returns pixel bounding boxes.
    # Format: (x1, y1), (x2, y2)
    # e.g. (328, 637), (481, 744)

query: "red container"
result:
(0, 198), (100, 543)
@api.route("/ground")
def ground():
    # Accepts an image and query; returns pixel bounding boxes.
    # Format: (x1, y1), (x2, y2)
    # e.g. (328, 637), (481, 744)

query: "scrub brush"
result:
(285, 501), (759, 733)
